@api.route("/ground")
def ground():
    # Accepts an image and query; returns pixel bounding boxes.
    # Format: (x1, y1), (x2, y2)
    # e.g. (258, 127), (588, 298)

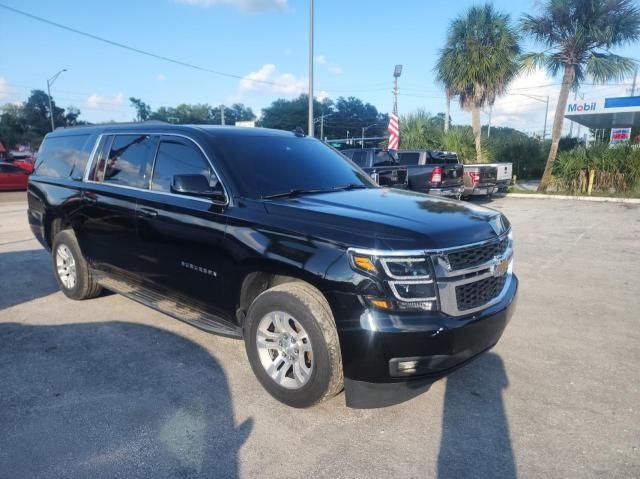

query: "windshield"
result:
(213, 135), (376, 199)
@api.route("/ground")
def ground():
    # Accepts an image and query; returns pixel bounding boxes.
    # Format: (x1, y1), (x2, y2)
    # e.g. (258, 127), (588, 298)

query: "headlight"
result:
(349, 251), (438, 312)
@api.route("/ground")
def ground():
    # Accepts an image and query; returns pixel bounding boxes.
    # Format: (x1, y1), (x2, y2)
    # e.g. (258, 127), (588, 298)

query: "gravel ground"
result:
(0, 193), (638, 478)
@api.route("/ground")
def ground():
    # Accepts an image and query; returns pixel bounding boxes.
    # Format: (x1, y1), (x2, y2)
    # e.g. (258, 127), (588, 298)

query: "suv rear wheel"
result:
(52, 230), (102, 300)
(244, 281), (343, 408)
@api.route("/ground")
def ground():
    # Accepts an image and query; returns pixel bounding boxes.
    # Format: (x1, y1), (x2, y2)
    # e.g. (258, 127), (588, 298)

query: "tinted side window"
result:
(351, 150), (368, 167)
(398, 152), (420, 166)
(151, 139), (215, 193)
(36, 135), (91, 178)
(70, 134), (98, 180)
(0, 164), (26, 174)
(103, 135), (154, 188)
(373, 150), (397, 166)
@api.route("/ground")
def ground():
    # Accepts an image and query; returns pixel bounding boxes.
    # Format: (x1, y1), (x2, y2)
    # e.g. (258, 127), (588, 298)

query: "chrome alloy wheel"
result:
(55, 244), (77, 289)
(256, 311), (313, 389)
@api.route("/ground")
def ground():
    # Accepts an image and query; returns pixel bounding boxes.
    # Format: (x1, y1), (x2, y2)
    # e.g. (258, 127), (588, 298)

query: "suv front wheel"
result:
(244, 281), (343, 408)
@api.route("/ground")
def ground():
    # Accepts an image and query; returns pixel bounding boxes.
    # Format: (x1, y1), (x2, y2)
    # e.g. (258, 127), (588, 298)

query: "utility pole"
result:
(220, 105), (225, 125)
(487, 105), (493, 138)
(320, 113), (324, 141)
(631, 65), (638, 96)
(393, 65), (402, 118)
(46, 69), (67, 132)
(542, 96), (549, 141)
(307, 0), (314, 137)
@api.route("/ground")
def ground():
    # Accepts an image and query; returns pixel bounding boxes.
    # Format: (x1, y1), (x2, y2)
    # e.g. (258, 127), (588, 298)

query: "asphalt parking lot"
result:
(1, 191), (639, 479)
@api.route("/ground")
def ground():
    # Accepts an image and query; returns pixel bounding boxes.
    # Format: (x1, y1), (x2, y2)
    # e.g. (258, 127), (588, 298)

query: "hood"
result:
(263, 188), (508, 251)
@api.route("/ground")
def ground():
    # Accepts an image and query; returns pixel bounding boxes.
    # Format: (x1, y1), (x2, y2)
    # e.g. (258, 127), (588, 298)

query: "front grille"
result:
(447, 238), (508, 270)
(455, 275), (507, 311)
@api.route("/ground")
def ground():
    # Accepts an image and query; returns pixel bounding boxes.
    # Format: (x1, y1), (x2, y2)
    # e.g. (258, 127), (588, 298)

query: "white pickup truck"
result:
(484, 163), (513, 192)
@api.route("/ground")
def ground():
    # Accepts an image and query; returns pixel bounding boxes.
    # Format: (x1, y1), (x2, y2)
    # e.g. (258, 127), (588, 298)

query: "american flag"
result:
(388, 111), (399, 150)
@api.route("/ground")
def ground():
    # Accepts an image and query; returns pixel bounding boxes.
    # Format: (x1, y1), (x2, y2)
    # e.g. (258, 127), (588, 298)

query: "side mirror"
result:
(171, 174), (225, 202)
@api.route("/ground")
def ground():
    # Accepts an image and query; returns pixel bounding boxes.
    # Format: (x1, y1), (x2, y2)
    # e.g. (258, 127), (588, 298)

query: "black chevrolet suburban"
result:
(27, 124), (518, 408)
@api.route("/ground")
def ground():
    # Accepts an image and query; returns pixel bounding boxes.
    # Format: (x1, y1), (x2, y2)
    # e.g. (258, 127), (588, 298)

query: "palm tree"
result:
(521, 0), (640, 192)
(435, 4), (521, 162)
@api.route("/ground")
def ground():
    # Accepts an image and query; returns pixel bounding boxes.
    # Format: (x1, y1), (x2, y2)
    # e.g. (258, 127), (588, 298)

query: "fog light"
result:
(397, 360), (419, 373)
(397, 301), (434, 311)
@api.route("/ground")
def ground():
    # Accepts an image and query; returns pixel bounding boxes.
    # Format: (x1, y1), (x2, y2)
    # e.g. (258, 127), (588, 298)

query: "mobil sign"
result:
(567, 101), (598, 113)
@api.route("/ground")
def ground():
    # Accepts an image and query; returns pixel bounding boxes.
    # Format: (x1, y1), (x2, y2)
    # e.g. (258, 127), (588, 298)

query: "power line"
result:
(0, 3), (297, 90)
(0, 3), (402, 97)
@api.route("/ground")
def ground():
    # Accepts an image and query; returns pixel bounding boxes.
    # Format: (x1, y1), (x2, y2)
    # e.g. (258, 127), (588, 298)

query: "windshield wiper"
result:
(262, 184), (368, 200)
(332, 183), (369, 191)
(262, 187), (334, 199)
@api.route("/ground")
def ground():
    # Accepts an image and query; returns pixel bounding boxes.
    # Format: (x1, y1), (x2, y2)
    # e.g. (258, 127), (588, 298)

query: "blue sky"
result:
(1, 0), (638, 135)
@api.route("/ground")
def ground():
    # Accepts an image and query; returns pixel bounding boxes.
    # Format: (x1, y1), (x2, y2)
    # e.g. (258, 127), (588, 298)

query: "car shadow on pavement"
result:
(0, 321), (252, 478)
(0, 249), (60, 311)
(437, 352), (516, 479)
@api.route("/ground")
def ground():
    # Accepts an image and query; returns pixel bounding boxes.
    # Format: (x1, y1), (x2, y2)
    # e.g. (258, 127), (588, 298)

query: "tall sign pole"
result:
(307, 0), (314, 137)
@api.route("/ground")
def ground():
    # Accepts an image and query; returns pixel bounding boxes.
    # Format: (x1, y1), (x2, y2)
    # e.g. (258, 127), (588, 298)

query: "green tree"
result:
(398, 110), (443, 149)
(323, 96), (387, 141)
(0, 90), (84, 148)
(435, 4), (521, 162)
(259, 95), (330, 134)
(210, 103), (256, 125)
(129, 97), (151, 122)
(521, 0), (640, 191)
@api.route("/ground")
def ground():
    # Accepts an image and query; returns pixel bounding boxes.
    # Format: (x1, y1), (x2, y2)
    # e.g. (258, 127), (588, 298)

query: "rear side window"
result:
(351, 150), (368, 167)
(0, 164), (27, 174)
(36, 135), (91, 178)
(103, 135), (154, 188)
(398, 152), (420, 166)
(151, 139), (215, 193)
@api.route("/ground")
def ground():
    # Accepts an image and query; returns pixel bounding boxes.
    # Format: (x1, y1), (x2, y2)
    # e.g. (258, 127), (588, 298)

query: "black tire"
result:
(244, 281), (343, 408)
(52, 229), (102, 300)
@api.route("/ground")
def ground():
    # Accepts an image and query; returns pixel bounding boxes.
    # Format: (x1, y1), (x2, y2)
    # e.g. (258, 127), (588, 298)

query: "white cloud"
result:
(157, 73), (166, 81)
(238, 64), (306, 96)
(239, 64), (277, 92)
(314, 54), (342, 75)
(317, 90), (329, 102)
(490, 69), (631, 135)
(176, 0), (287, 13)
(0, 77), (11, 101)
(86, 92), (124, 109)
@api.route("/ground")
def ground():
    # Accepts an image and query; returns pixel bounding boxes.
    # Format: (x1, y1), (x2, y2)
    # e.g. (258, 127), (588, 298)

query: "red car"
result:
(0, 162), (30, 190)
(10, 152), (35, 173)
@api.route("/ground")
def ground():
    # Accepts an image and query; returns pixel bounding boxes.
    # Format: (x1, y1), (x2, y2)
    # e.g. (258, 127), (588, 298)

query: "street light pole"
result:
(361, 123), (378, 148)
(307, 0), (314, 137)
(46, 69), (67, 132)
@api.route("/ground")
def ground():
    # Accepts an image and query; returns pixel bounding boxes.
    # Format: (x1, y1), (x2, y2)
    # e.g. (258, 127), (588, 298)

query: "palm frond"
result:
(585, 52), (638, 83)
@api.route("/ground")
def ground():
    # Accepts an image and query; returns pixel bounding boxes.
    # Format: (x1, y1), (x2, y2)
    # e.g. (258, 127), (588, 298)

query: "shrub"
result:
(553, 143), (640, 194)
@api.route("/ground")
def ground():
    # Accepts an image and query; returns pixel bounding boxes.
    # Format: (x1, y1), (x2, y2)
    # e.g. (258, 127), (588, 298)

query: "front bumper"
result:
(334, 274), (518, 408)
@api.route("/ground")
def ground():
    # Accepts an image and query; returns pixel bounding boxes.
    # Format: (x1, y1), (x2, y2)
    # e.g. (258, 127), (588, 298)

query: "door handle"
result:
(138, 207), (158, 218)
